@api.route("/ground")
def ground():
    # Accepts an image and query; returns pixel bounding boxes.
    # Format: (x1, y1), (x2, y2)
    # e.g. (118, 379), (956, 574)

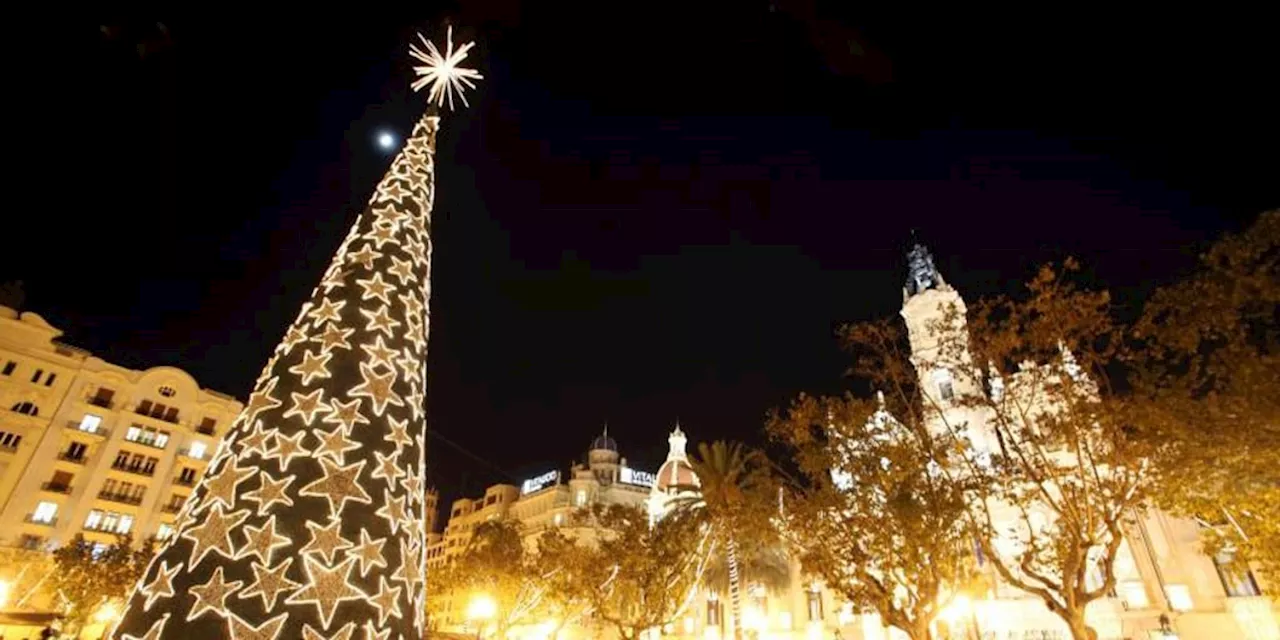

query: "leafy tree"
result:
(51, 534), (153, 636)
(569, 504), (712, 640)
(769, 392), (979, 640)
(533, 526), (597, 639)
(672, 440), (774, 640)
(1128, 210), (1280, 574)
(427, 520), (546, 638)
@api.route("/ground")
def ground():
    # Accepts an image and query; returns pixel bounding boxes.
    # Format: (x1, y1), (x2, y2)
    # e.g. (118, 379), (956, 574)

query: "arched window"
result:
(11, 401), (38, 417)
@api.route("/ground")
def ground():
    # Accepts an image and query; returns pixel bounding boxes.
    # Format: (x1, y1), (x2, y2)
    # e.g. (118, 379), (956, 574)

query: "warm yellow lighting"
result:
(1166, 584), (1194, 612)
(683, 617), (696, 634)
(777, 611), (792, 630)
(744, 604), (766, 632)
(467, 593), (498, 621)
(0, 579), (10, 609)
(703, 626), (720, 640)
(806, 621), (824, 640)
(93, 600), (122, 624)
(939, 594), (972, 624)
(409, 26), (483, 110)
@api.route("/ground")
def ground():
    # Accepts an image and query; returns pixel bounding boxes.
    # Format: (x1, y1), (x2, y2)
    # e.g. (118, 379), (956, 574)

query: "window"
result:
(125, 425), (169, 449)
(0, 431), (21, 449)
(1215, 554), (1262, 597)
(48, 471), (73, 492)
(1, 361), (14, 375)
(1166, 584), (1194, 612)
(89, 387), (115, 408)
(85, 509), (103, 530)
(158, 385), (176, 397)
(156, 523), (174, 541)
(553, 513), (564, 526)
(79, 414), (103, 433)
(117, 514), (134, 534)
(20, 534), (43, 550)
(32, 501), (58, 524)
(31, 369), (43, 383)
(66, 442), (88, 460)
(485, 494), (497, 506)
(188, 441), (207, 459)
(44, 372), (56, 386)
(179, 467), (197, 485)
(198, 417), (217, 435)
(11, 401), (39, 416)
(933, 368), (955, 401)
(90, 542), (109, 559)
(575, 490), (588, 507)
(807, 587), (824, 621)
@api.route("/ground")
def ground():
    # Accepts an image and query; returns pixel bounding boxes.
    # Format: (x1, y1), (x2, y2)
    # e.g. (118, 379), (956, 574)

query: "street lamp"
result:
(467, 593), (497, 639)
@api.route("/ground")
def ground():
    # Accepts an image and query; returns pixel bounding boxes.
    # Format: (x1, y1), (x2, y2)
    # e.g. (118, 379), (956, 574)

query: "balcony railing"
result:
(98, 491), (144, 506)
(40, 482), (72, 495)
(84, 522), (131, 535)
(134, 406), (180, 424)
(65, 420), (109, 438)
(57, 452), (87, 465)
(24, 515), (57, 527)
(196, 424), (216, 436)
(0, 443), (18, 454)
(174, 476), (197, 487)
(161, 503), (183, 514)
(110, 462), (155, 477)
(123, 436), (168, 451)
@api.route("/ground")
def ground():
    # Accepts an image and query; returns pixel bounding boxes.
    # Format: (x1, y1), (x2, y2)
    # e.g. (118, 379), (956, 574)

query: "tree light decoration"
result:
(409, 26), (483, 110)
(111, 26), (482, 640)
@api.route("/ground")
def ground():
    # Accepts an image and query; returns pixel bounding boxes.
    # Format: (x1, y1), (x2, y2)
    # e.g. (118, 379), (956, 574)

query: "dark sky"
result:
(6, 5), (1276, 502)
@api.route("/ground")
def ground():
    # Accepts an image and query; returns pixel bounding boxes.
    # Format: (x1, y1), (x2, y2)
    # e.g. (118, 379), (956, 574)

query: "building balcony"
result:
(57, 452), (88, 465)
(98, 491), (144, 506)
(110, 462), (155, 477)
(196, 424), (216, 436)
(133, 405), (180, 425)
(160, 503), (183, 514)
(174, 476), (197, 487)
(84, 522), (131, 535)
(40, 482), (72, 495)
(24, 516), (57, 527)
(122, 437), (168, 451)
(65, 420), (109, 439)
(0, 443), (18, 455)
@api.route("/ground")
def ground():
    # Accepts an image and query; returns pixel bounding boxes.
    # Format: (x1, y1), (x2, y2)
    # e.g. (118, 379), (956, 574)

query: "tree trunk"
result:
(726, 537), (744, 640)
(1061, 610), (1098, 640)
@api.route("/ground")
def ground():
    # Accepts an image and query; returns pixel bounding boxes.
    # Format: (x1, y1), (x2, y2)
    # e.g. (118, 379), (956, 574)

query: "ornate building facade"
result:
(0, 305), (242, 553)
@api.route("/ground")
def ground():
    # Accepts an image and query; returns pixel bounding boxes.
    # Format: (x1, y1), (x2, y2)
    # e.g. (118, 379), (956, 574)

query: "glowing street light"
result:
(467, 593), (497, 639)
(93, 600), (122, 624)
(0, 579), (11, 609)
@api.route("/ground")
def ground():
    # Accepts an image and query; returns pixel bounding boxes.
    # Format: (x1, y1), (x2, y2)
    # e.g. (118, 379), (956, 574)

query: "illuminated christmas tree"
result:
(111, 27), (481, 640)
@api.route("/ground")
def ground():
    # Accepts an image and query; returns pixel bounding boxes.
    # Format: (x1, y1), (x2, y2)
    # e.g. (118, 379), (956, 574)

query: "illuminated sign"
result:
(620, 467), (655, 487)
(521, 470), (559, 495)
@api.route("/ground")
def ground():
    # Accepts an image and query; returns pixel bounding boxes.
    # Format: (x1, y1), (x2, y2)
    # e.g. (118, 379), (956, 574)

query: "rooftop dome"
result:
(655, 457), (697, 492)
(590, 425), (618, 452)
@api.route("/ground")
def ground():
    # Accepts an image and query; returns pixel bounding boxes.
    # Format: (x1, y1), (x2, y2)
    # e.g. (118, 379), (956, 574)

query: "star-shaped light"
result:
(138, 559), (182, 611)
(349, 361), (404, 416)
(120, 613), (170, 640)
(278, 325), (311, 356)
(371, 204), (408, 229)
(314, 323), (355, 353)
(324, 397), (370, 432)
(241, 377), (283, 428)
(265, 430), (311, 472)
(387, 256), (417, 285)
(238, 420), (274, 457)
(359, 305), (402, 339)
(313, 423), (362, 463)
(346, 244), (383, 271)
(289, 349), (334, 386)
(199, 461), (256, 513)
(349, 528), (388, 577)
(410, 26), (483, 110)
(361, 335), (400, 371)
(243, 472), (296, 516)
(228, 611), (288, 640)
(387, 416), (413, 454)
(356, 271), (396, 304)
(371, 449), (405, 486)
(301, 518), (354, 565)
(187, 565), (244, 621)
(363, 221), (400, 249)
(303, 621), (356, 640)
(182, 504), (251, 569)
(286, 555), (367, 630)
(368, 575), (404, 626)
(308, 297), (346, 327)
(284, 388), (332, 425)
(237, 514), (293, 565)
(238, 557), (302, 611)
(299, 457), (373, 517)
(364, 620), (391, 640)
(375, 488), (410, 535)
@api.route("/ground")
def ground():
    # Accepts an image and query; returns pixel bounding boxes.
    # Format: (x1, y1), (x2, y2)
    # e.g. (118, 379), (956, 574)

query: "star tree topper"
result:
(409, 26), (483, 110)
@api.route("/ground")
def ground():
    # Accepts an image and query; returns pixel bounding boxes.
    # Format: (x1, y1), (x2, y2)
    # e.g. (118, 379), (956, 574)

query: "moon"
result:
(376, 131), (397, 150)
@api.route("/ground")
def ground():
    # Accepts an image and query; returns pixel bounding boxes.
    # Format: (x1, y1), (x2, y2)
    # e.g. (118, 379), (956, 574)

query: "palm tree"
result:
(673, 440), (774, 640)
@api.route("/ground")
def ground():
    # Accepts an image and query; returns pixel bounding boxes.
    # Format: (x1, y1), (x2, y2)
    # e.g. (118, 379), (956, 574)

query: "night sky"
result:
(6, 6), (1276, 505)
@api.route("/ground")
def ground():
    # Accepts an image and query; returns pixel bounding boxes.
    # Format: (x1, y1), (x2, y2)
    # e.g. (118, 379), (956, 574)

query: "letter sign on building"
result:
(521, 470), (560, 495)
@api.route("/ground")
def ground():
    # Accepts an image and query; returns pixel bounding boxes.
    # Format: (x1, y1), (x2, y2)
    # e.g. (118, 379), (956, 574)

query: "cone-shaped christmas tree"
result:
(111, 28), (481, 640)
